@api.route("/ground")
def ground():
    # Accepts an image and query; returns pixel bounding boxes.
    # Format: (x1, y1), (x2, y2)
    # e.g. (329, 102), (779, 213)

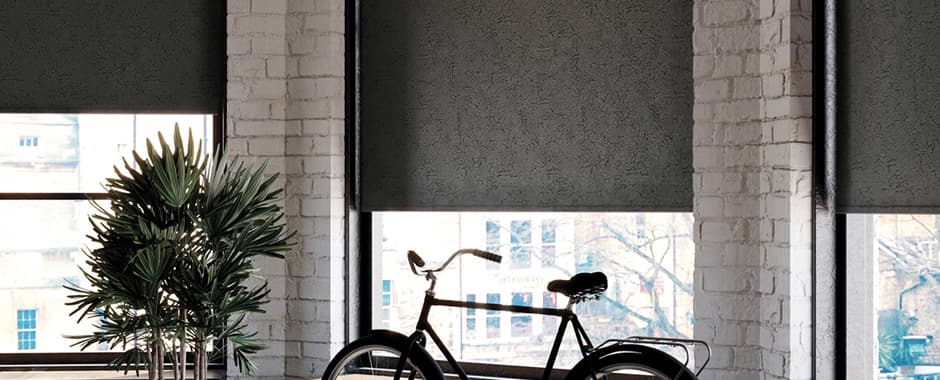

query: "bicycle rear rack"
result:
(595, 336), (711, 377)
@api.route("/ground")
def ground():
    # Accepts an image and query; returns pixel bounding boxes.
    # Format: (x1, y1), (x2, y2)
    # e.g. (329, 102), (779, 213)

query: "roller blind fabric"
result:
(360, 0), (693, 211)
(0, 1), (223, 113)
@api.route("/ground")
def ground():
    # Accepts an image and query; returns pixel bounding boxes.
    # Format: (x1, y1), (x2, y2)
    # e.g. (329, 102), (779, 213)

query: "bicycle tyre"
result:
(565, 344), (698, 380)
(321, 330), (445, 380)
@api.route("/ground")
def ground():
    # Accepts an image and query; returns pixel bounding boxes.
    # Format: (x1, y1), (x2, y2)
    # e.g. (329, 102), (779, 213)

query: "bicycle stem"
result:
(416, 249), (495, 295)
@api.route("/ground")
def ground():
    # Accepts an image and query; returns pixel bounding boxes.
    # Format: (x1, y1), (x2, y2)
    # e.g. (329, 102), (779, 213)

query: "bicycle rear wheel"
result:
(565, 345), (698, 380)
(321, 331), (444, 380)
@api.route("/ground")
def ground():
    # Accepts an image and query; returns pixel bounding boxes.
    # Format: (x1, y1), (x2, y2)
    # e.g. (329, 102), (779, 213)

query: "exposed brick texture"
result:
(224, 0), (817, 378)
(693, 1), (812, 379)
(226, 0), (344, 378)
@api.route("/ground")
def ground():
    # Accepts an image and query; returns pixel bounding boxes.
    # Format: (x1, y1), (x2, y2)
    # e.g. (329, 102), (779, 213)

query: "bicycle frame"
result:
(396, 290), (595, 380)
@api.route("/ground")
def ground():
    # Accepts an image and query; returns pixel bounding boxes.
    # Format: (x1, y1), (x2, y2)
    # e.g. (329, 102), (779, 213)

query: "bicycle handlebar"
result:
(471, 249), (502, 263)
(407, 248), (501, 276)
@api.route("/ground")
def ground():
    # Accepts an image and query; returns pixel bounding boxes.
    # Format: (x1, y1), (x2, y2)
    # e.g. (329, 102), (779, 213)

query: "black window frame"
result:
(0, 2), (228, 371)
(343, 1), (695, 379)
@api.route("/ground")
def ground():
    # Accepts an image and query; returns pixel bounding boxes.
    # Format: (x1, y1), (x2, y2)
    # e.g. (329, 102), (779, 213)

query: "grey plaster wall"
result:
(361, 0), (693, 211)
(838, 1), (940, 213)
(0, 0), (223, 113)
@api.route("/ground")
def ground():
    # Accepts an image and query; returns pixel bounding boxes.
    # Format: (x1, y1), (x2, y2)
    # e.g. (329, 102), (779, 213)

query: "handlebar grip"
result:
(407, 250), (425, 268)
(472, 249), (502, 263)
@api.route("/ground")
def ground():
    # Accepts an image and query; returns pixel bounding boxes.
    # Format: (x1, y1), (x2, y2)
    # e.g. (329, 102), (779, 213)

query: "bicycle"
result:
(322, 248), (711, 380)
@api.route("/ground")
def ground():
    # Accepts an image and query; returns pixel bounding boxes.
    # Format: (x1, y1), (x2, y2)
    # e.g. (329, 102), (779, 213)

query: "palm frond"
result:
(66, 123), (293, 376)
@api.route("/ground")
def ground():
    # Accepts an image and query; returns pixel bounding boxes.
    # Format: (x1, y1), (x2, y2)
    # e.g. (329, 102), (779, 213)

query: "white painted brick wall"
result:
(226, 0), (816, 378)
(226, 0), (345, 378)
(693, 0), (811, 379)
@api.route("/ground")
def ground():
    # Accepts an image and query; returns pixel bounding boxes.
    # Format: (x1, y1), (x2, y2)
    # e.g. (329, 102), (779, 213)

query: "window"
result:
(543, 292), (559, 335)
(382, 280), (392, 306)
(486, 293), (501, 338)
(16, 309), (37, 350)
(847, 214), (940, 378)
(485, 220), (501, 270)
(18, 136), (38, 147)
(381, 280), (392, 327)
(373, 212), (694, 368)
(576, 250), (597, 273)
(542, 219), (556, 267)
(635, 214), (647, 242)
(510, 220), (532, 269)
(0, 114), (214, 355)
(511, 292), (532, 337)
(466, 318), (477, 340)
(465, 294), (477, 340)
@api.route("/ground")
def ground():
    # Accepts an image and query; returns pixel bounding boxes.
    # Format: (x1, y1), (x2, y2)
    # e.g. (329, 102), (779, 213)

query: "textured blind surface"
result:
(838, 1), (940, 213)
(361, 1), (692, 211)
(0, 0), (223, 113)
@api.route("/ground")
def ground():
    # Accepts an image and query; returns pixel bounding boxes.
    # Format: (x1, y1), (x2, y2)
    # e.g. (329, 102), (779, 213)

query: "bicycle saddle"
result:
(547, 272), (608, 300)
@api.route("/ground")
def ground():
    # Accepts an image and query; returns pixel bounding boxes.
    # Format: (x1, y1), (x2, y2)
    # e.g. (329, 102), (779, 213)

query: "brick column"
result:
(283, 0), (346, 377)
(692, 1), (811, 379)
(227, 0), (289, 378)
(226, 0), (345, 378)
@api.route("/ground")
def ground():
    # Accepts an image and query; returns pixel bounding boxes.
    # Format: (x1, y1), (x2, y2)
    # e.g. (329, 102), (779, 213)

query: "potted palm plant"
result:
(66, 126), (294, 380)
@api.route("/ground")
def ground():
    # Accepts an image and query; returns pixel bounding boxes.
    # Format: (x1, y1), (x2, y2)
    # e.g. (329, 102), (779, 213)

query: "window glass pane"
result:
(373, 212), (694, 368)
(485, 221), (501, 270)
(510, 292), (533, 337)
(485, 221), (499, 250)
(511, 292), (532, 307)
(466, 294), (476, 316)
(849, 214), (940, 378)
(465, 318), (476, 340)
(486, 316), (500, 339)
(511, 316), (532, 337)
(0, 200), (115, 352)
(486, 294), (500, 315)
(510, 220), (531, 244)
(510, 246), (531, 269)
(543, 292), (559, 335)
(542, 245), (556, 267)
(542, 220), (556, 244)
(0, 114), (213, 193)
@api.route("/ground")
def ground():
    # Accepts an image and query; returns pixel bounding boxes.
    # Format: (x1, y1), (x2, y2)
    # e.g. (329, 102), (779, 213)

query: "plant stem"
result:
(170, 338), (179, 380)
(148, 341), (157, 380)
(156, 329), (165, 380)
(192, 340), (201, 380)
(179, 308), (187, 380)
(202, 343), (209, 380)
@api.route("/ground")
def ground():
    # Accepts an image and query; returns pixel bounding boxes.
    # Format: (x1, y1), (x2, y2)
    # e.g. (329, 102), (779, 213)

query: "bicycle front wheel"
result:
(321, 331), (444, 380)
(565, 345), (698, 380)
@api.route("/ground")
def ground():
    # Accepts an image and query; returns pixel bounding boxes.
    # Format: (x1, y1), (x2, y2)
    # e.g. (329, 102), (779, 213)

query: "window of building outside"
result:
(0, 114), (213, 354)
(372, 212), (694, 368)
(16, 309), (37, 350)
(847, 214), (940, 379)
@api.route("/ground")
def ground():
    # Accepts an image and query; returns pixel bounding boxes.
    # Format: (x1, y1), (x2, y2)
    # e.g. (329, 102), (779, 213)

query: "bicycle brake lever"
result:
(407, 250), (425, 275)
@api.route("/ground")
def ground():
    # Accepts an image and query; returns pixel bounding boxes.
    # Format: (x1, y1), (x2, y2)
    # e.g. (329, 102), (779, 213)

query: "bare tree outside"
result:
(374, 212), (694, 368)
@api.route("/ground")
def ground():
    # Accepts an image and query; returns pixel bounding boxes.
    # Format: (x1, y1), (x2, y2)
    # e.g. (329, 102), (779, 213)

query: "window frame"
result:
(812, 0), (843, 379)
(0, 114), (226, 371)
(0, 1), (227, 368)
(344, 1), (699, 379)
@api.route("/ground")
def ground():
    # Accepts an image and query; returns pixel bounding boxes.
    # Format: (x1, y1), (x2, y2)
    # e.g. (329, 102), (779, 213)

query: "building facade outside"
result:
(870, 215), (940, 375)
(373, 212), (695, 368)
(0, 114), (211, 352)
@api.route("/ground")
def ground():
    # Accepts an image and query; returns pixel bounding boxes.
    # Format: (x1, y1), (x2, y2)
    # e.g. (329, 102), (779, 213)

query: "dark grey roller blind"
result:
(838, 1), (940, 213)
(0, 0), (223, 113)
(361, 0), (692, 211)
